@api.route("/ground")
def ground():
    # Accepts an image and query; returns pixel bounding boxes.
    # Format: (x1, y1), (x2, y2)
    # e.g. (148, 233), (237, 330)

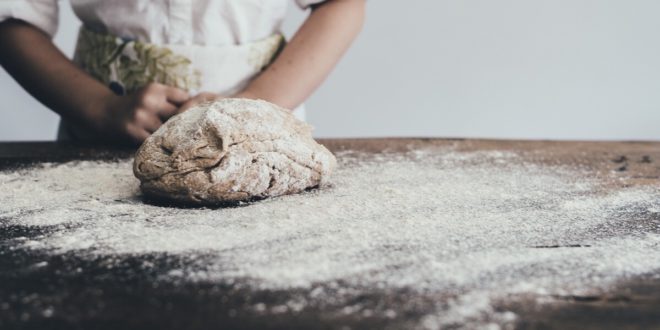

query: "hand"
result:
(221, 0), (366, 110)
(177, 92), (223, 114)
(95, 83), (189, 144)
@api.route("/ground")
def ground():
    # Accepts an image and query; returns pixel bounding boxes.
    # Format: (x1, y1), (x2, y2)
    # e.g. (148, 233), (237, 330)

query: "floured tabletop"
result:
(0, 139), (659, 330)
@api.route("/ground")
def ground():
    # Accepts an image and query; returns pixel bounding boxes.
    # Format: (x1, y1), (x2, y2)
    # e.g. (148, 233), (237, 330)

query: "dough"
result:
(133, 99), (337, 205)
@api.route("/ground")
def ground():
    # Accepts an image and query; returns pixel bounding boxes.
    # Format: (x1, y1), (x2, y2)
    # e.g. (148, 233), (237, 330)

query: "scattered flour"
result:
(1, 147), (660, 329)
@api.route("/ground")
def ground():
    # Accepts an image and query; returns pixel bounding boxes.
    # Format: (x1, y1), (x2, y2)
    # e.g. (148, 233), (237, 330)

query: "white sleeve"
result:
(295, 0), (328, 10)
(0, 0), (59, 38)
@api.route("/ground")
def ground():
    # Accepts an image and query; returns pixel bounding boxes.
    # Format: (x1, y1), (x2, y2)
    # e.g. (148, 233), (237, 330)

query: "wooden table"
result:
(0, 139), (659, 329)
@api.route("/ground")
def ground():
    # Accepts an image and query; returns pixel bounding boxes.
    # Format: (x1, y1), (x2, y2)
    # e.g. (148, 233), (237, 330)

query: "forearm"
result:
(0, 19), (113, 129)
(239, 0), (366, 110)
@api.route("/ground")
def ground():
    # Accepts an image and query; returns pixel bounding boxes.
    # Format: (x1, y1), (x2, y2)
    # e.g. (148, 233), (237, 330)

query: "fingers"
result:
(195, 92), (219, 102)
(177, 99), (197, 114)
(135, 110), (163, 133)
(131, 85), (222, 127)
(164, 86), (190, 105)
(141, 82), (189, 104)
(124, 111), (160, 145)
(137, 83), (189, 119)
(155, 102), (179, 119)
(125, 123), (150, 145)
(176, 92), (222, 114)
(108, 83), (191, 145)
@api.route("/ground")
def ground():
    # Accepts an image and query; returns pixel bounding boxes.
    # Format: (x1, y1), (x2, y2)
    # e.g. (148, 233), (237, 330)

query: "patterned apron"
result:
(58, 27), (305, 141)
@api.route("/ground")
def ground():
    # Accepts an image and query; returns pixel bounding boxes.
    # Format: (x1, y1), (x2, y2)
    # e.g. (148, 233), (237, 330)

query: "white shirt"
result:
(2, 0), (321, 127)
(0, 0), (324, 45)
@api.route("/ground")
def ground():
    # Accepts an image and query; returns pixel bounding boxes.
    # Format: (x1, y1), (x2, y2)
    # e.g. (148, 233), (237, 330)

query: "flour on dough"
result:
(133, 99), (337, 205)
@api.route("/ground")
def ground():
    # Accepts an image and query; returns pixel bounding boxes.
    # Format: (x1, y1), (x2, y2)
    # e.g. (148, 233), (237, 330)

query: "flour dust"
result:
(1, 147), (659, 329)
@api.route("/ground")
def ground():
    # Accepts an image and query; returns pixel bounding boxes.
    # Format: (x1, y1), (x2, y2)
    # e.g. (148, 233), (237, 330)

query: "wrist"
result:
(85, 91), (120, 133)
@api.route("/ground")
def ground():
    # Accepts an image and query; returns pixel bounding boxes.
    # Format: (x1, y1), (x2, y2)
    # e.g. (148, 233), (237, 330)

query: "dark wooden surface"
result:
(0, 139), (659, 330)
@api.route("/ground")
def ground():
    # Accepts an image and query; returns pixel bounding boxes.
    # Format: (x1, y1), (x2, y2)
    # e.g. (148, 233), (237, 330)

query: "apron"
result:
(58, 26), (305, 141)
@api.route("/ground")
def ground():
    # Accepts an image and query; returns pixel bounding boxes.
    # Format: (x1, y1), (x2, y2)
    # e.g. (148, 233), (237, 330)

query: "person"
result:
(0, 0), (365, 144)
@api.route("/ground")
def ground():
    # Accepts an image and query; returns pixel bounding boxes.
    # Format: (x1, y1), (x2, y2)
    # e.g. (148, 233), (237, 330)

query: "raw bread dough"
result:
(133, 99), (336, 205)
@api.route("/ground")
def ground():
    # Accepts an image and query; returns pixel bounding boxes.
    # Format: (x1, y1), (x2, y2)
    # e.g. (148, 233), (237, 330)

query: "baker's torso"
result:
(69, 0), (290, 46)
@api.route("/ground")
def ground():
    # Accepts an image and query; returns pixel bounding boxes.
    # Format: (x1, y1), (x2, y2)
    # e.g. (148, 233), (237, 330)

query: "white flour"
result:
(1, 147), (659, 329)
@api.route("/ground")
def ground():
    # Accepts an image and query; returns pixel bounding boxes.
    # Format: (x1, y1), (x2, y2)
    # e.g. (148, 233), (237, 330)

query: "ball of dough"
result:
(133, 99), (337, 205)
